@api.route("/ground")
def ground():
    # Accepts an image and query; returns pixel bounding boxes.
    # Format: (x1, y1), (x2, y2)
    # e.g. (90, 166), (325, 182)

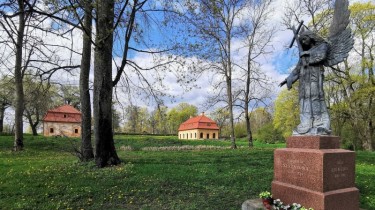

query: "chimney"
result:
(190, 115), (193, 118)
(201, 112), (205, 116)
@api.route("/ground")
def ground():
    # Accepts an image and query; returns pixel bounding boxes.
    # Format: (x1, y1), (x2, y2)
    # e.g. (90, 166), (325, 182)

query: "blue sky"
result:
(43, 0), (370, 116)
(108, 0), (297, 114)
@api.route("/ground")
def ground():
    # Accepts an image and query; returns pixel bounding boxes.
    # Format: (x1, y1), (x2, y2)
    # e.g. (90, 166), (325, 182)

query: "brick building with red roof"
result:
(42, 104), (82, 137)
(178, 112), (219, 140)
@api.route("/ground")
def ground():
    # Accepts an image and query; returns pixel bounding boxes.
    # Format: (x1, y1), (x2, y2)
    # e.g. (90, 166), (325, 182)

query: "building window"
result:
(206, 134), (209, 139)
(74, 129), (79, 134)
(63, 114), (67, 118)
(195, 133), (196, 138)
(190, 133), (192, 138)
(213, 133), (216, 139)
(50, 128), (54, 133)
(180, 134), (181, 139)
(200, 133), (203, 138)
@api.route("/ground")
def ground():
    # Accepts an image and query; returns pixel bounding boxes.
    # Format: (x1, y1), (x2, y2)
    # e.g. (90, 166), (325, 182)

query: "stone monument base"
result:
(272, 181), (359, 210)
(272, 136), (359, 210)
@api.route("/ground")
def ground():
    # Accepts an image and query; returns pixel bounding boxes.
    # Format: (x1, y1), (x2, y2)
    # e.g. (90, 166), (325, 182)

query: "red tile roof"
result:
(43, 105), (81, 123)
(48, 104), (81, 114)
(178, 114), (219, 131)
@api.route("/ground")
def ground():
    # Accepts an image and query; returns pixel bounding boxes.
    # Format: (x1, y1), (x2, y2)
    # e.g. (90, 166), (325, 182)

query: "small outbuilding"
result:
(178, 112), (219, 140)
(42, 104), (81, 137)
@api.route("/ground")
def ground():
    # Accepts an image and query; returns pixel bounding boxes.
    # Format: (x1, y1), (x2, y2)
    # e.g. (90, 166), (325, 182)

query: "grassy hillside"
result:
(0, 135), (374, 209)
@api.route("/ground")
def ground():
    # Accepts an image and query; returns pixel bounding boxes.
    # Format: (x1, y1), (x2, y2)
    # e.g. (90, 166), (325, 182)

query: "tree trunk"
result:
(0, 103), (6, 133)
(226, 75), (236, 149)
(245, 108), (253, 148)
(31, 124), (38, 136)
(246, 39), (253, 148)
(14, 0), (26, 151)
(80, 0), (94, 161)
(93, 0), (120, 167)
(225, 22), (236, 149)
(364, 97), (374, 151)
(25, 110), (38, 136)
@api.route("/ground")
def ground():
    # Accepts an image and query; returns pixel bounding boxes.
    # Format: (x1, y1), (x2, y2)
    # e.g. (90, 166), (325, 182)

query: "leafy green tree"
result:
(347, 2), (375, 151)
(112, 108), (122, 133)
(123, 105), (149, 133)
(256, 122), (283, 144)
(250, 107), (272, 134)
(125, 105), (140, 133)
(167, 103), (198, 134)
(137, 107), (149, 134)
(234, 121), (247, 138)
(148, 106), (168, 135)
(273, 87), (299, 138)
(0, 76), (13, 133)
(323, 2), (375, 151)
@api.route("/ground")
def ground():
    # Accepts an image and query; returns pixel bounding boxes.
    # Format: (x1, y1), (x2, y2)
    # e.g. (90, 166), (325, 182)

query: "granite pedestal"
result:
(272, 136), (359, 210)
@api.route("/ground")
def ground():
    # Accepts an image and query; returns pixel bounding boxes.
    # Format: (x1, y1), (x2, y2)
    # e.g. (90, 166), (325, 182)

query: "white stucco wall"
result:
(178, 129), (219, 140)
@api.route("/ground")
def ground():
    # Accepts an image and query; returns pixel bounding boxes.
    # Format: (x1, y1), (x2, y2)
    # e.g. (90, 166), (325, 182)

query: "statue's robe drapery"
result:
(286, 42), (330, 135)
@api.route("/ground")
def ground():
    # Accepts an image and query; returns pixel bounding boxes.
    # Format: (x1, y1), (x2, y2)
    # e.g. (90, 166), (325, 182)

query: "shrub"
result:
(256, 123), (284, 144)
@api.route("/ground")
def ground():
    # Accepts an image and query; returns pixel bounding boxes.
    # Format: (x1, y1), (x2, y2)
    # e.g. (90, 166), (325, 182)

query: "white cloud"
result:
(1, 0), (368, 119)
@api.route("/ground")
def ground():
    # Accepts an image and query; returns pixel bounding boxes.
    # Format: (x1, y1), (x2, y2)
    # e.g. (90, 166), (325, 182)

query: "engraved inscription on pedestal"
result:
(282, 159), (309, 177)
(274, 149), (322, 191)
(331, 160), (348, 179)
(323, 151), (356, 191)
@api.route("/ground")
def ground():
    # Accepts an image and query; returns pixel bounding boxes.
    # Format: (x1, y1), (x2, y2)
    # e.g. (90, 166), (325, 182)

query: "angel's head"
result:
(299, 30), (326, 50)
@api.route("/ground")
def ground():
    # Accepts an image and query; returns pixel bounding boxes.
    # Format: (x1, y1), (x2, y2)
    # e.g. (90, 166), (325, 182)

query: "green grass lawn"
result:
(0, 135), (374, 210)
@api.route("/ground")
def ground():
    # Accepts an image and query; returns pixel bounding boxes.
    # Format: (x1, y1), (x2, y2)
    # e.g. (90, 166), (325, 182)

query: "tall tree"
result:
(93, 0), (120, 167)
(93, 0), (180, 166)
(1, 0), (81, 149)
(0, 0), (30, 150)
(237, 0), (274, 147)
(179, 0), (250, 149)
(79, 0), (94, 161)
(125, 105), (141, 133)
(347, 2), (375, 151)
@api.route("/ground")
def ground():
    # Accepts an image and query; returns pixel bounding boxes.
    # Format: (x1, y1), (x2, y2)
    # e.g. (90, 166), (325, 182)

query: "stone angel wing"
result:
(324, 0), (354, 67)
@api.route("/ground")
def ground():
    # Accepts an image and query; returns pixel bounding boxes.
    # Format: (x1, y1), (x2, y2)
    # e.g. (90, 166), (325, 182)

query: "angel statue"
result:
(279, 0), (354, 135)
